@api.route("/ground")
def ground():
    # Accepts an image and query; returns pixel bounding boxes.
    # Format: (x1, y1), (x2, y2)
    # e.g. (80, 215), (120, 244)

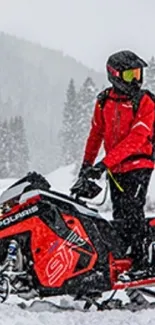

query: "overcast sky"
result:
(0, 0), (154, 71)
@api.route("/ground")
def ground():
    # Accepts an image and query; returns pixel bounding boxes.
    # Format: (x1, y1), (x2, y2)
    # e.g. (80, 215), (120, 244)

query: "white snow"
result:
(47, 164), (75, 195)
(1, 294), (155, 325)
(0, 166), (155, 324)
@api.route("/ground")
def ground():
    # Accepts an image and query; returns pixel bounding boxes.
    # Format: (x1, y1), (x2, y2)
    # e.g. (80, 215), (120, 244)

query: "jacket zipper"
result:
(113, 102), (121, 172)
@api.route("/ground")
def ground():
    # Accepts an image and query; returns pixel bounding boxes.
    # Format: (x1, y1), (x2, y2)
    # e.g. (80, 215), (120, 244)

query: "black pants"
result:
(109, 168), (153, 260)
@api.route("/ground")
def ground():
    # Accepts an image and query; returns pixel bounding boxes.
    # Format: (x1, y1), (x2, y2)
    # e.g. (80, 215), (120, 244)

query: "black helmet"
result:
(106, 50), (148, 96)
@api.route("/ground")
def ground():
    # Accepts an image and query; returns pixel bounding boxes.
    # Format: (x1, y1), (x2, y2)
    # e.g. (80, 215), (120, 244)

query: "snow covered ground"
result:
(2, 296), (155, 325)
(0, 165), (155, 324)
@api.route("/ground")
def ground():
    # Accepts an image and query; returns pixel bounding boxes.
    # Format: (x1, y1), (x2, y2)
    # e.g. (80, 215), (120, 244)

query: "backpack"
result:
(97, 87), (155, 161)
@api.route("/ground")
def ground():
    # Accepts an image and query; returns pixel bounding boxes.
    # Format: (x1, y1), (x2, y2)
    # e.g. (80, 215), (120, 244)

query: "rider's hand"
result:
(70, 161), (92, 196)
(78, 161), (92, 178)
(79, 161), (106, 180)
(70, 161), (106, 196)
(70, 177), (84, 195)
(88, 161), (106, 180)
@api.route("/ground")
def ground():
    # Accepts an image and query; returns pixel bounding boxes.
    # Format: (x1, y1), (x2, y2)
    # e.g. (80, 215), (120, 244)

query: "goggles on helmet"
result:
(122, 68), (141, 82)
(107, 65), (141, 83)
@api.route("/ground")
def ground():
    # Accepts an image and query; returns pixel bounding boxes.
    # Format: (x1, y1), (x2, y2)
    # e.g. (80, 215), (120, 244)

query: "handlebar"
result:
(70, 176), (108, 206)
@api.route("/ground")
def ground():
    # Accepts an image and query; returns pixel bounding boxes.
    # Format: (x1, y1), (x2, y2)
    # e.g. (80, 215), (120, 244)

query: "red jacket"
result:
(83, 89), (155, 173)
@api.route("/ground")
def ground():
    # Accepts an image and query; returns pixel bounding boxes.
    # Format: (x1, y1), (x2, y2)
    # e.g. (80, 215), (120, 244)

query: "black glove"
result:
(88, 161), (106, 180)
(70, 161), (106, 197)
(70, 177), (86, 196)
(78, 161), (92, 178)
(70, 178), (102, 198)
(79, 161), (106, 180)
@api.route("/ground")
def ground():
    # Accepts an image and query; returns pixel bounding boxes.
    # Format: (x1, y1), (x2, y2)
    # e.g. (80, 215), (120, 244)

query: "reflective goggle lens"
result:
(122, 68), (141, 82)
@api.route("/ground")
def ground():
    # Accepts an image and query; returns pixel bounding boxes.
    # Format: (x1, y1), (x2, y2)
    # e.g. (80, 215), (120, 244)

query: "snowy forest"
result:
(0, 115), (29, 178)
(0, 32), (103, 176)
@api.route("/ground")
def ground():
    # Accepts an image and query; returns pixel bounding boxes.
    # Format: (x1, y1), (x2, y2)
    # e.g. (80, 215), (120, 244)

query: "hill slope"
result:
(0, 32), (105, 172)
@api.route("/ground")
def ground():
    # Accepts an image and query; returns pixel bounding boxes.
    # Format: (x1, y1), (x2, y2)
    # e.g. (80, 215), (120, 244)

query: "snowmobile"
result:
(0, 171), (155, 311)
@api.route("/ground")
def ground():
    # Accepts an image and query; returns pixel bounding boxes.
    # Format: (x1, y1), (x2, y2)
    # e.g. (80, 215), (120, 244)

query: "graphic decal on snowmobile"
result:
(46, 245), (76, 286)
(0, 205), (39, 228)
(61, 226), (87, 248)
(45, 221), (96, 286)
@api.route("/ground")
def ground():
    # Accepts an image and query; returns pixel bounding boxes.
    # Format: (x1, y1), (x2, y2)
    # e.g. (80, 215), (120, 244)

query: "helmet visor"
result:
(122, 68), (141, 82)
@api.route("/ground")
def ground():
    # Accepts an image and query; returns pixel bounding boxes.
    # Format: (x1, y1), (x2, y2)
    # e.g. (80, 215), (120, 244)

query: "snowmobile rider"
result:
(71, 50), (155, 273)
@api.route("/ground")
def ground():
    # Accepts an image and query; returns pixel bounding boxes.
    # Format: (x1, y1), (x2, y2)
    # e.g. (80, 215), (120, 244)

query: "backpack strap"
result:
(97, 87), (112, 108)
(131, 90), (145, 116)
(131, 89), (155, 116)
(123, 89), (155, 162)
(97, 87), (130, 107)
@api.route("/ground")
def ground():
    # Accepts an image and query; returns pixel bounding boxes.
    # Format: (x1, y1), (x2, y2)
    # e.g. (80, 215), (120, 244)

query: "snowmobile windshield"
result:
(0, 181), (31, 208)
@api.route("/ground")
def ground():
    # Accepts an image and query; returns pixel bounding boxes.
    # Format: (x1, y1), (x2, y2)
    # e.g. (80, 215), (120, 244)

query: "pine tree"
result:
(74, 77), (97, 171)
(16, 116), (29, 176)
(0, 120), (10, 178)
(9, 116), (29, 178)
(144, 56), (155, 93)
(59, 78), (78, 165)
